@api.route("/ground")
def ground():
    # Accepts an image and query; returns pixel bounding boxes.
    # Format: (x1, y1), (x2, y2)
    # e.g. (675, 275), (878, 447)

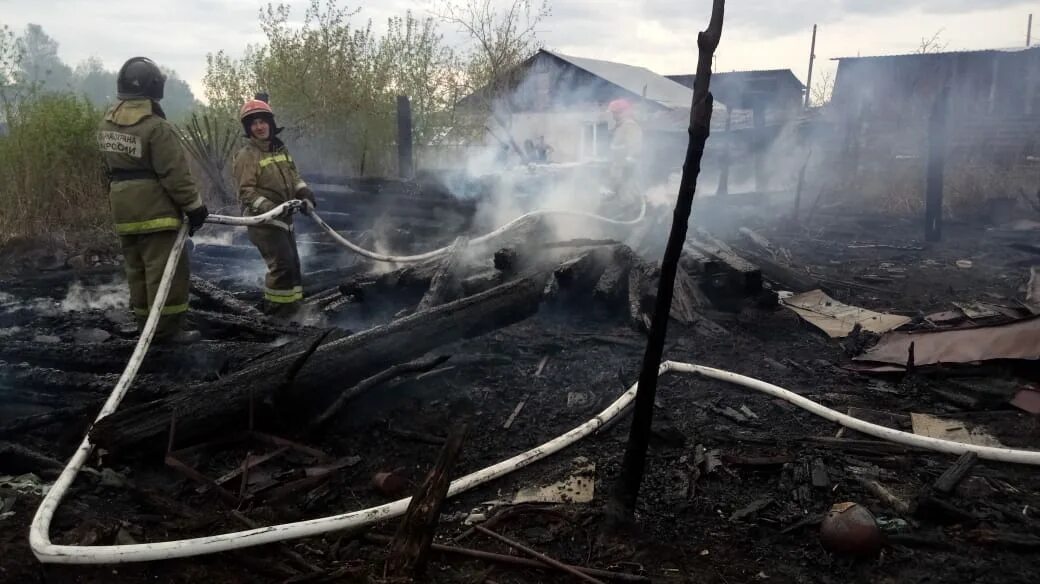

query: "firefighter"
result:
(605, 98), (644, 214)
(98, 56), (208, 344)
(232, 98), (316, 318)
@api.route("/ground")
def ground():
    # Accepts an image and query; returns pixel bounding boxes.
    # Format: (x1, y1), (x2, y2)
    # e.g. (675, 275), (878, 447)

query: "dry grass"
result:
(0, 93), (110, 248)
(824, 157), (1040, 221)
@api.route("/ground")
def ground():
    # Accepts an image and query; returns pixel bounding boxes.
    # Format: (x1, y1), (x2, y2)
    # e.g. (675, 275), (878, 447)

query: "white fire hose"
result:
(307, 198), (648, 263)
(29, 202), (1040, 565)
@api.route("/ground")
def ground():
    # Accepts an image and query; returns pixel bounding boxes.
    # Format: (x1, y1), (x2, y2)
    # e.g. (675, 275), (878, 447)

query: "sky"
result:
(2, 0), (1035, 101)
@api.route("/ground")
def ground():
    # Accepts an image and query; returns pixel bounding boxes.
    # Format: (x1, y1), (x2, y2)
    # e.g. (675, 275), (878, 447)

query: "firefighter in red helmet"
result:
(232, 98), (316, 318)
(605, 98), (643, 215)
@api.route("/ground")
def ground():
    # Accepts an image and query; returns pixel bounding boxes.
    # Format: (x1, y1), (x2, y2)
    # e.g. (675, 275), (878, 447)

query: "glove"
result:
(256, 199), (278, 214)
(297, 186), (317, 208)
(185, 205), (209, 236)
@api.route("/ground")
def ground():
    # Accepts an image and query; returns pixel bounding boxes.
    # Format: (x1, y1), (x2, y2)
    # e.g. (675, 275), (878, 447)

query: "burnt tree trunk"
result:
(91, 272), (548, 453)
(610, 0), (725, 521)
(384, 423), (467, 579)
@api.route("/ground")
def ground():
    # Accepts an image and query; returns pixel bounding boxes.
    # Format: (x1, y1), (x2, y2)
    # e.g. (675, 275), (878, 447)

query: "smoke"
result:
(0, 280), (129, 320)
(191, 229), (236, 246)
(59, 281), (128, 312)
(439, 64), (679, 246)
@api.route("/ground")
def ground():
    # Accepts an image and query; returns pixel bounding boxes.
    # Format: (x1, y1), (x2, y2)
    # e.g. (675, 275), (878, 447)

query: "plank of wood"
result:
(933, 452), (979, 495)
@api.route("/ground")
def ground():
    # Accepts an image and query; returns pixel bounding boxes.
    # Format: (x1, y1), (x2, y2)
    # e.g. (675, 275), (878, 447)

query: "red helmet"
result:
(239, 99), (273, 122)
(607, 98), (633, 115)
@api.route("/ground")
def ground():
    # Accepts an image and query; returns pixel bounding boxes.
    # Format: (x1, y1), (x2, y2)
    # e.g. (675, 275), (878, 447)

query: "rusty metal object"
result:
(819, 502), (883, 556)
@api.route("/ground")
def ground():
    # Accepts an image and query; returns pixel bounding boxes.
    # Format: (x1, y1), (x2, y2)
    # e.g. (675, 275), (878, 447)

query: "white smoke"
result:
(59, 281), (129, 312)
(191, 230), (236, 246)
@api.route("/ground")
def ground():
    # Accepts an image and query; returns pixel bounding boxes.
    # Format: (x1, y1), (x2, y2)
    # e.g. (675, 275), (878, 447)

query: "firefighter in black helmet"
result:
(99, 57), (208, 343)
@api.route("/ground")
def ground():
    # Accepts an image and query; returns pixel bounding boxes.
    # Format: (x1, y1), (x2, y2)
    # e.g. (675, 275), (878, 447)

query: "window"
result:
(579, 121), (610, 159)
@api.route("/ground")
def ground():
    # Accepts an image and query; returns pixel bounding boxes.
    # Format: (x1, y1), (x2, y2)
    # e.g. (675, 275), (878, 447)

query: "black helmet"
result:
(116, 57), (166, 101)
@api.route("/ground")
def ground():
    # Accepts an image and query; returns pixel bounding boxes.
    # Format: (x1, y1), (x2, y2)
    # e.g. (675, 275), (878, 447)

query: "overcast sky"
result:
(2, 0), (1035, 100)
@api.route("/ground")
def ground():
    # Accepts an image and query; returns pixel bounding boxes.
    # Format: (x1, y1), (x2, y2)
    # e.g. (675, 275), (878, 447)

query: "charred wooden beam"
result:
(627, 260), (656, 333)
(461, 270), (505, 297)
(0, 440), (66, 477)
(91, 270), (550, 452)
(385, 423), (467, 578)
(190, 276), (263, 318)
(553, 245), (616, 293)
(738, 250), (823, 294)
(0, 404), (99, 439)
(191, 309), (320, 340)
(0, 361), (118, 394)
(686, 230), (762, 295)
(310, 355), (451, 433)
(417, 237), (469, 311)
(594, 246), (637, 305)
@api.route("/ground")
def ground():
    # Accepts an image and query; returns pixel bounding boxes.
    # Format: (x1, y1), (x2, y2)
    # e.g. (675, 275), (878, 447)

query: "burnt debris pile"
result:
(2, 178), (1040, 583)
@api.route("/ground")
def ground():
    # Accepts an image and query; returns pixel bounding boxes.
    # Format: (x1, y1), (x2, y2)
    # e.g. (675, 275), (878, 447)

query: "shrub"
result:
(0, 92), (109, 244)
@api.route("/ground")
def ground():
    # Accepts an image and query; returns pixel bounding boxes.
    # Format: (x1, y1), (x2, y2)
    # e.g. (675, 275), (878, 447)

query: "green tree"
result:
(16, 24), (73, 92)
(204, 0), (460, 175)
(160, 69), (198, 122)
(431, 0), (550, 144)
(73, 56), (116, 106)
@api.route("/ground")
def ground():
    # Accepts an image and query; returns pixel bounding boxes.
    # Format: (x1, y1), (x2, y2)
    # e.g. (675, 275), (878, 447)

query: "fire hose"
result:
(30, 202), (1040, 565)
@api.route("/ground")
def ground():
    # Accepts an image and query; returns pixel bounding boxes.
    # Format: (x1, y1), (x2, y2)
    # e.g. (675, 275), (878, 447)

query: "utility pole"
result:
(1028, 14), (1033, 47)
(805, 24), (818, 109)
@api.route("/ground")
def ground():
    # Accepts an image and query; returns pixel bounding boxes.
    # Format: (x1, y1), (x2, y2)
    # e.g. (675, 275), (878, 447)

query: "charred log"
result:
(417, 237), (469, 311)
(90, 271), (549, 453)
(461, 270), (506, 297)
(191, 309), (321, 341)
(0, 440), (65, 477)
(593, 246), (637, 305)
(189, 276), (262, 318)
(739, 250), (824, 294)
(686, 230), (762, 295)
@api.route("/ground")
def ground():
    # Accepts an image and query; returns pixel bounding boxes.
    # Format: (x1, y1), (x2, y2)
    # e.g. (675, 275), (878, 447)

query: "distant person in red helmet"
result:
(605, 98), (644, 215)
(232, 97), (316, 319)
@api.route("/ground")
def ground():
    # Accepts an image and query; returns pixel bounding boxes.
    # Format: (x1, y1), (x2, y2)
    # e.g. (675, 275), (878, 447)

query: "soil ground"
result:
(1, 198), (1039, 583)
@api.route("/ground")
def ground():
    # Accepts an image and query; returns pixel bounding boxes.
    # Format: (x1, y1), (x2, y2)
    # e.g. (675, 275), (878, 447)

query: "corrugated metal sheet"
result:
(832, 45), (1040, 61)
(544, 50), (693, 109)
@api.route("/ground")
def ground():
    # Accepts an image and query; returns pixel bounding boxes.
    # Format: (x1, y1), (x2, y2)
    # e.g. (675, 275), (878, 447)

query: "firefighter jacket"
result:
(232, 137), (309, 231)
(609, 118), (643, 189)
(98, 99), (203, 235)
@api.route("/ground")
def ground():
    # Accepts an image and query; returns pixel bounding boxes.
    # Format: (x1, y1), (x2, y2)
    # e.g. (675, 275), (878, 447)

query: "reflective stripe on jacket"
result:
(99, 99), (202, 235)
(232, 137), (308, 230)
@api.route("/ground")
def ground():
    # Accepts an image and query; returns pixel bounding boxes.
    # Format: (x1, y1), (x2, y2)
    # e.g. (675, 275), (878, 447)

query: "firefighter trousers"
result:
(120, 230), (190, 338)
(247, 224), (303, 315)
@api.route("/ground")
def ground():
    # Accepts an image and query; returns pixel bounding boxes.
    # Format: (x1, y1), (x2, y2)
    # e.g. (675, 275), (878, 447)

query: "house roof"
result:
(665, 69), (805, 109)
(542, 49), (693, 109)
(832, 45), (1040, 61)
